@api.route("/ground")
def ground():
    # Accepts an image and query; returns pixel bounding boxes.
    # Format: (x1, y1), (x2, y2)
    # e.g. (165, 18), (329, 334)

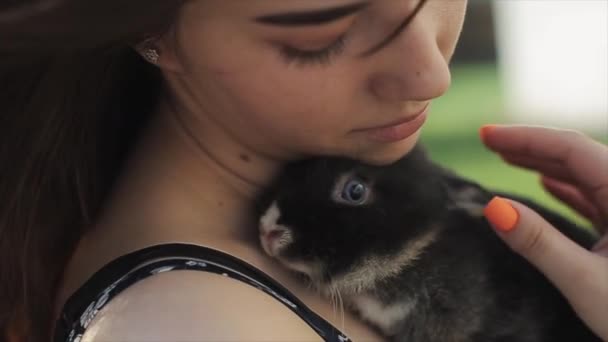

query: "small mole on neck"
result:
(239, 153), (251, 163)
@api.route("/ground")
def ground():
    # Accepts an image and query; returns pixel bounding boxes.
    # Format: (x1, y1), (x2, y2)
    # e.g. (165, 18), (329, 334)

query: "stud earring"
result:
(142, 47), (160, 64)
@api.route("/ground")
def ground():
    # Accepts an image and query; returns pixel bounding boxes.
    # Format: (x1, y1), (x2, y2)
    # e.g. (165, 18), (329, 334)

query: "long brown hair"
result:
(0, 1), (185, 340)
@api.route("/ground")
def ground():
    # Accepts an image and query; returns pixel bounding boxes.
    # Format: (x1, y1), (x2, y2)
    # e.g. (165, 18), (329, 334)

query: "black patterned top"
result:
(54, 243), (351, 342)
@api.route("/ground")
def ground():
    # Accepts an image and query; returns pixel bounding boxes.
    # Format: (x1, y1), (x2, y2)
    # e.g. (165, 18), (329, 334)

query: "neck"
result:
(99, 99), (284, 248)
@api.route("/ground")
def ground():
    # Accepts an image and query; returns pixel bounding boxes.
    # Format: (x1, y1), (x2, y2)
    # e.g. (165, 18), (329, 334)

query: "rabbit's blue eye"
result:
(341, 180), (369, 205)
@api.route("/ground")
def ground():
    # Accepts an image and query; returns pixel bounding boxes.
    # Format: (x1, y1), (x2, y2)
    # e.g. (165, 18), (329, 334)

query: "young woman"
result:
(1, 1), (606, 341)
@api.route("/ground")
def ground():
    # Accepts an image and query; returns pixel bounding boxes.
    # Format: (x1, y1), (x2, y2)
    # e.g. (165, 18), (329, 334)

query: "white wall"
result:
(493, 0), (607, 135)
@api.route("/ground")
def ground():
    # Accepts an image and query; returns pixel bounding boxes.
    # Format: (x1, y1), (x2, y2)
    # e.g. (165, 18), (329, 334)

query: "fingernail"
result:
(484, 197), (519, 232)
(479, 124), (497, 142)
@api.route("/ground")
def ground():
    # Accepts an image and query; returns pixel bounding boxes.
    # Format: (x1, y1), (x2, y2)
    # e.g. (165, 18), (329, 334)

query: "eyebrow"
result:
(255, 1), (369, 27)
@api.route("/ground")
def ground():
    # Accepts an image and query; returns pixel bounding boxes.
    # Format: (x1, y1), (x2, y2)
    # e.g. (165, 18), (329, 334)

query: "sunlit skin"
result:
(159, 0), (466, 171)
(56, 1), (468, 340)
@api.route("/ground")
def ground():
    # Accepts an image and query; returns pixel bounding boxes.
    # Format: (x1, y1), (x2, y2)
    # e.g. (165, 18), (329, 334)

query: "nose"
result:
(367, 15), (452, 103)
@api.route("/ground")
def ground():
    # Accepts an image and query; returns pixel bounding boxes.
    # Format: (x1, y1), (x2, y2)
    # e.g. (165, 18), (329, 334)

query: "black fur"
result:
(256, 145), (600, 342)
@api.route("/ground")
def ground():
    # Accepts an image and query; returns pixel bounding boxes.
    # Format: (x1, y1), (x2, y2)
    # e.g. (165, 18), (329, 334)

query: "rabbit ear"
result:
(441, 172), (493, 218)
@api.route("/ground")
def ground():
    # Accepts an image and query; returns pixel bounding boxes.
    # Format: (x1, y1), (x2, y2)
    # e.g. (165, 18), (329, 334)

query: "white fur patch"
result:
(351, 294), (416, 335)
(259, 201), (281, 234)
(259, 202), (324, 279)
(448, 187), (486, 217)
(259, 202), (293, 257)
(328, 225), (442, 295)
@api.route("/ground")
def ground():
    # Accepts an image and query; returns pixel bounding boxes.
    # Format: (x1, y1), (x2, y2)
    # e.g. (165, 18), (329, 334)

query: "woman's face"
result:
(161, 0), (467, 165)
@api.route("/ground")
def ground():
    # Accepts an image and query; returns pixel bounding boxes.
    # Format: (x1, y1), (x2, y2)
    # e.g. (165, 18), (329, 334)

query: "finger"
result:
(483, 197), (595, 299)
(496, 152), (607, 232)
(483, 197), (608, 339)
(496, 150), (607, 233)
(540, 176), (602, 227)
(481, 125), (608, 213)
(499, 153), (574, 185)
(494, 153), (599, 222)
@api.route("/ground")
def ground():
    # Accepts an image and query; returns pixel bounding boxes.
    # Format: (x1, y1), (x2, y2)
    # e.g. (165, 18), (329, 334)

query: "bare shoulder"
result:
(81, 270), (322, 342)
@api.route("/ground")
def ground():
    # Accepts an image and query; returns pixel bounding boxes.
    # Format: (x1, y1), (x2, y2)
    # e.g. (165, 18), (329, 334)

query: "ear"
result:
(441, 171), (493, 218)
(134, 32), (184, 73)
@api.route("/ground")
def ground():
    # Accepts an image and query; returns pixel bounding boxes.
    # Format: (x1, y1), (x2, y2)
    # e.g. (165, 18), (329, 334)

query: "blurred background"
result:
(421, 0), (608, 226)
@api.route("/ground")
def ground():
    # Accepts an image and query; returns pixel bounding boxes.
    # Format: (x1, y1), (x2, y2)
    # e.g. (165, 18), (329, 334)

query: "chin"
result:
(351, 131), (421, 166)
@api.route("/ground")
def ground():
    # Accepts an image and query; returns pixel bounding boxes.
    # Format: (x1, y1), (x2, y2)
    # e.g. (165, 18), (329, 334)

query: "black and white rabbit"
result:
(256, 144), (600, 342)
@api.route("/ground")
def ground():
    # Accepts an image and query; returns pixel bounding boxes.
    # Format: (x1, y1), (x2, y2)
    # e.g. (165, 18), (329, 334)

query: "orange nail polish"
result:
(479, 125), (497, 142)
(483, 197), (519, 232)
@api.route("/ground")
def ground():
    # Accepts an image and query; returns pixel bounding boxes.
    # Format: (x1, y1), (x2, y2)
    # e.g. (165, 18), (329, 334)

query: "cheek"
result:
(171, 14), (420, 160)
(176, 23), (364, 148)
(173, 37), (366, 156)
(200, 65), (423, 163)
(207, 62), (364, 150)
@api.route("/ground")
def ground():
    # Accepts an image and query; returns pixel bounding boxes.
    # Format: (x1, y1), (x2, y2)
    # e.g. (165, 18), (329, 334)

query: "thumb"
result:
(483, 197), (595, 301)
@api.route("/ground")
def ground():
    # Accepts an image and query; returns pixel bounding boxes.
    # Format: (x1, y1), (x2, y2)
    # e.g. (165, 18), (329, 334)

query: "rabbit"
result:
(256, 144), (600, 342)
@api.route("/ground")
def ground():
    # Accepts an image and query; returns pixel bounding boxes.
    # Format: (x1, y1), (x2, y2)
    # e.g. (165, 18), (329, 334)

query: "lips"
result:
(355, 104), (430, 143)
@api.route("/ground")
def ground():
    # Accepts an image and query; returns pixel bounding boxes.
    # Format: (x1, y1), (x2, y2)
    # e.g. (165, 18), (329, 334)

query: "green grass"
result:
(420, 63), (594, 227)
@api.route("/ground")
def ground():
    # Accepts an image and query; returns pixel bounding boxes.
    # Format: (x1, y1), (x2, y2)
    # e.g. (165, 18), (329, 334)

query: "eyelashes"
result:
(279, 35), (348, 67)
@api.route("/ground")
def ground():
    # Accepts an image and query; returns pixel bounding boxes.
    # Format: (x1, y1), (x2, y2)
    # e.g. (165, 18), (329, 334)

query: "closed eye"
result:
(280, 35), (347, 66)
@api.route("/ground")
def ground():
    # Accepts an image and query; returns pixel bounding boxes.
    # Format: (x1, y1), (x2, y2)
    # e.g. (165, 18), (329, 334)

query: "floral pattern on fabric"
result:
(55, 244), (350, 342)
